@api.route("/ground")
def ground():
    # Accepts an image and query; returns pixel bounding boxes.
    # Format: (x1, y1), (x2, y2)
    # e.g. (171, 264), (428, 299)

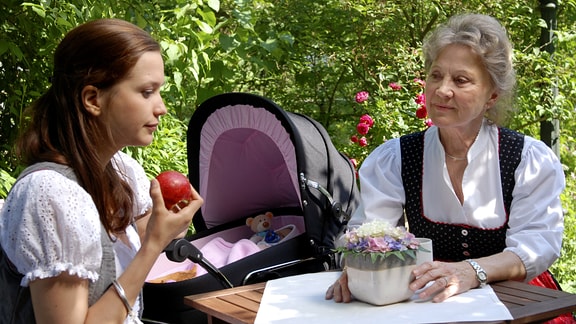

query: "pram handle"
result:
(300, 173), (351, 225)
(164, 239), (234, 289)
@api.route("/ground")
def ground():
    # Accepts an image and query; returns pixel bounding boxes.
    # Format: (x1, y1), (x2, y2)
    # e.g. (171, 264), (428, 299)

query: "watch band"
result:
(465, 259), (487, 288)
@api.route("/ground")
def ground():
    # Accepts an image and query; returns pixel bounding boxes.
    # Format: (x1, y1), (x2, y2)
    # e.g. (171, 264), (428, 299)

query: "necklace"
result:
(445, 153), (467, 161)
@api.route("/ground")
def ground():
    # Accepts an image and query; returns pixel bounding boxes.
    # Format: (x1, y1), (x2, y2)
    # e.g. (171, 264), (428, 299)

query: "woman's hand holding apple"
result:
(144, 171), (203, 253)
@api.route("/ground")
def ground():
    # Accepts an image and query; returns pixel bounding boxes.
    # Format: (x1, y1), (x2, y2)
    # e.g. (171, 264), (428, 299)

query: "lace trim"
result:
(21, 263), (99, 286)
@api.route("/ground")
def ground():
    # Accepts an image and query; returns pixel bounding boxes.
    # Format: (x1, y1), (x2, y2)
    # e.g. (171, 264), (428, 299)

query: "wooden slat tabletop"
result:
(185, 280), (576, 324)
(491, 280), (576, 323)
(185, 283), (265, 324)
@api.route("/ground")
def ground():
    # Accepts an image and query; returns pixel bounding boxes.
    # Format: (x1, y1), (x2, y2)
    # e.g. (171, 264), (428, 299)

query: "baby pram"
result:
(142, 92), (359, 323)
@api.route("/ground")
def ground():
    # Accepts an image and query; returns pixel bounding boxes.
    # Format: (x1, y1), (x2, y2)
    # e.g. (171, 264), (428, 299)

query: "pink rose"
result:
(414, 93), (426, 105)
(359, 114), (374, 127)
(413, 78), (426, 87)
(350, 135), (358, 143)
(425, 118), (434, 127)
(350, 158), (358, 168)
(355, 91), (369, 103)
(356, 123), (370, 136)
(389, 82), (402, 91)
(358, 137), (368, 147)
(416, 106), (427, 119)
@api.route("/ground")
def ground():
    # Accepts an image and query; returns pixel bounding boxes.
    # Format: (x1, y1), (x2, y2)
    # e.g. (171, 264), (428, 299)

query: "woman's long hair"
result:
(16, 19), (161, 234)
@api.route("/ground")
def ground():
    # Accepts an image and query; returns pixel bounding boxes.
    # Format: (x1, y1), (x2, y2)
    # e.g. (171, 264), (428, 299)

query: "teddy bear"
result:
(246, 212), (300, 249)
(246, 211), (281, 244)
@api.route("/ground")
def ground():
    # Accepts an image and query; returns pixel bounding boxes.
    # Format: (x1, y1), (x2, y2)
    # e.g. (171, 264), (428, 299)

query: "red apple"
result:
(156, 170), (193, 211)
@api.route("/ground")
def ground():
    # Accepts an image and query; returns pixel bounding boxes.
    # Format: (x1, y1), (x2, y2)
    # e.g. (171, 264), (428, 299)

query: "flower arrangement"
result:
(335, 220), (422, 263)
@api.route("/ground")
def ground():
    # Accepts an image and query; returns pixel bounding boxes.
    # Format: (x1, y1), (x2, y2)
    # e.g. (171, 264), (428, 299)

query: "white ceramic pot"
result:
(416, 238), (433, 265)
(345, 253), (416, 306)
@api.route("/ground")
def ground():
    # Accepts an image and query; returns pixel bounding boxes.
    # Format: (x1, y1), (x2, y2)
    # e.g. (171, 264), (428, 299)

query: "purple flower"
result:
(386, 237), (403, 251)
(348, 240), (369, 252)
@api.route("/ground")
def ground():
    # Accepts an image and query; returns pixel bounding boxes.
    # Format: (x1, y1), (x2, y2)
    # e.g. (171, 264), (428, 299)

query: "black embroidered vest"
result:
(400, 127), (524, 262)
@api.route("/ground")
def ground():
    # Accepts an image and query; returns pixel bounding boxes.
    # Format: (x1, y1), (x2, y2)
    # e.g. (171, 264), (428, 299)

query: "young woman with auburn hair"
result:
(0, 18), (203, 323)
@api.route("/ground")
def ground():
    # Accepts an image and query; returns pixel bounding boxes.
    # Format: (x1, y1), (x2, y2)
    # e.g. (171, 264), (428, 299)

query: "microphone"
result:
(164, 239), (234, 289)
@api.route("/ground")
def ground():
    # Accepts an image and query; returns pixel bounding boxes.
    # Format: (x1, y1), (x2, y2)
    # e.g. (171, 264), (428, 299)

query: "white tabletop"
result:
(256, 271), (513, 324)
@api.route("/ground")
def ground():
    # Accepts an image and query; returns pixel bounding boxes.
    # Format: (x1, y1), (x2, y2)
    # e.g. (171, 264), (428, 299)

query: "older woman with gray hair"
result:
(326, 13), (566, 315)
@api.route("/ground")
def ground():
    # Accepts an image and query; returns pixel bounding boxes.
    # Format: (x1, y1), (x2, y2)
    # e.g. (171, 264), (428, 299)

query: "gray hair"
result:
(423, 14), (516, 125)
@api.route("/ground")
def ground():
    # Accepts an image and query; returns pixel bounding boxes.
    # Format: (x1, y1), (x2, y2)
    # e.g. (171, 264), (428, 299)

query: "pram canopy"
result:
(187, 92), (359, 254)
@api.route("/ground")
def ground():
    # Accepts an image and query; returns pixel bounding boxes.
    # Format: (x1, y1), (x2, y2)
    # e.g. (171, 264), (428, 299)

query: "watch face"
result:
(478, 272), (487, 281)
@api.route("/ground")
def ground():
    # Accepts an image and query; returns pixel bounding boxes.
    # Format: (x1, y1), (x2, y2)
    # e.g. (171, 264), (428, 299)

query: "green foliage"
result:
(338, 47), (429, 165)
(1, 0), (576, 292)
(336, 247), (419, 263)
(552, 169), (576, 293)
(122, 113), (189, 179)
(0, 169), (16, 198)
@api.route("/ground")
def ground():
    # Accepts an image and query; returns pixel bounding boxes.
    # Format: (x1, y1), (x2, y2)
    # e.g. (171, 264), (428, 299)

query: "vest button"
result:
(462, 243), (469, 248)
(463, 251), (470, 256)
(461, 229), (469, 236)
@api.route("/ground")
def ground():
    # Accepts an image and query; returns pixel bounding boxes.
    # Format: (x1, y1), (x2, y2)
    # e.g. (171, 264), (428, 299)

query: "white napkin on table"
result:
(255, 271), (513, 324)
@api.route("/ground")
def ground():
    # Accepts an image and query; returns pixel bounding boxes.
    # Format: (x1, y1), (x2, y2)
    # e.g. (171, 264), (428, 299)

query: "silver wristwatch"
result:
(465, 259), (487, 288)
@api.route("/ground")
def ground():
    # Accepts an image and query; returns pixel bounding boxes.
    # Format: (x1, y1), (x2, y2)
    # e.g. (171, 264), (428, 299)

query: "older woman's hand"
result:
(325, 270), (353, 303)
(410, 261), (477, 302)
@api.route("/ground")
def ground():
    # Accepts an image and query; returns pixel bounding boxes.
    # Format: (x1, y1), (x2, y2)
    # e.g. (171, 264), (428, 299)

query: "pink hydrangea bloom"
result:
(356, 122), (370, 136)
(367, 237), (391, 252)
(358, 137), (368, 147)
(359, 114), (374, 127)
(355, 91), (369, 103)
(389, 82), (402, 91)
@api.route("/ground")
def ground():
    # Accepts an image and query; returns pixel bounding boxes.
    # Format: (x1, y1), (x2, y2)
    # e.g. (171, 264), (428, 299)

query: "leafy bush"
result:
(123, 113), (189, 179)
(0, 169), (16, 198)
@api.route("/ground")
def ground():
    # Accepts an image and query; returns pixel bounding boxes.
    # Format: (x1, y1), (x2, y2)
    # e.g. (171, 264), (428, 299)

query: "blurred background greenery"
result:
(1, 0), (575, 291)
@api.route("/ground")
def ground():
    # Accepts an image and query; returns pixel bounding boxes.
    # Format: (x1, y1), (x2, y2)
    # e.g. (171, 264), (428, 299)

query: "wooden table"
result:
(184, 280), (576, 324)
(493, 280), (576, 323)
(185, 283), (265, 324)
